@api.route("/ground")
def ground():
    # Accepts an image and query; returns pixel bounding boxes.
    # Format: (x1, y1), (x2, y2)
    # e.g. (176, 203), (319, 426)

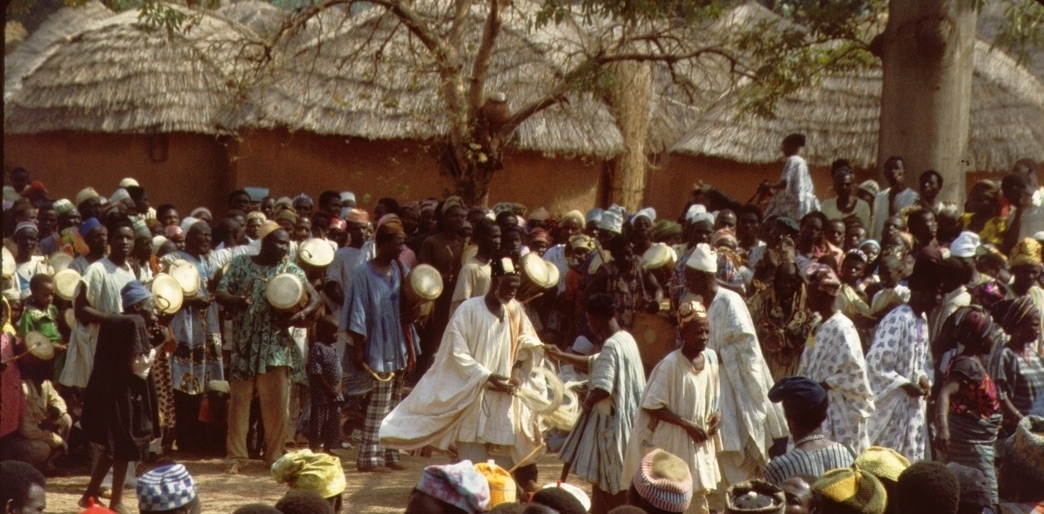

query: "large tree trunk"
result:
(607, 61), (652, 211)
(878, 0), (977, 203)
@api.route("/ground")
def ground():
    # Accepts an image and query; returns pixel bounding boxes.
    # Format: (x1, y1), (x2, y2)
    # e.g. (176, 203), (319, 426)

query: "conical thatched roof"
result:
(4, 6), (263, 135)
(222, 1), (624, 158)
(4, 1), (113, 101)
(670, 39), (1044, 171)
(217, 0), (288, 41)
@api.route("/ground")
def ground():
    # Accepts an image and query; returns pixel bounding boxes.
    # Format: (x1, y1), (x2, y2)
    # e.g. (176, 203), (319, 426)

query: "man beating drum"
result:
(215, 221), (321, 474)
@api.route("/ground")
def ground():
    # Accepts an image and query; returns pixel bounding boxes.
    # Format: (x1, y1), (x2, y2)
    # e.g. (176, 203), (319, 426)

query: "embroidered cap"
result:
(136, 464), (198, 512)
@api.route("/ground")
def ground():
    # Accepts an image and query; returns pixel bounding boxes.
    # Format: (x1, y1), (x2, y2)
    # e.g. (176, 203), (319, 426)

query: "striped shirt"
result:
(764, 442), (856, 485)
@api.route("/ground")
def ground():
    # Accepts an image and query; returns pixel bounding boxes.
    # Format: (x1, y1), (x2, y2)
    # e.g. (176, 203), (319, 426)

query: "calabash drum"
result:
(49, 252), (74, 273)
(266, 273), (307, 313)
(54, 269), (81, 301)
(643, 243), (676, 288)
(63, 308), (76, 329)
(151, 273), (185, 315)
(168, 259), (201, 297)
(401, 264), (443, 322)
(630, 310), (678, 374)
(518, 253), (553, 303)
(297, 238), (335, 276)
(24, 331), (56, 361)
(544, 261), (560, 290)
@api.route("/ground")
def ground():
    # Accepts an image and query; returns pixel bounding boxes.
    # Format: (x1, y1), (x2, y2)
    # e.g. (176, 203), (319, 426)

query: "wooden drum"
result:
(643, 243), (676, 288)
(518, 253), (555, 303)
(297, 238), (335, 278)
(630, 310), (679, 374)
(151, 273), (185, 315)
(266, 273), (307, 314)
(54, 269), (81, 301)
(168, 259), (201, 297)
(401, 264), (443, 323)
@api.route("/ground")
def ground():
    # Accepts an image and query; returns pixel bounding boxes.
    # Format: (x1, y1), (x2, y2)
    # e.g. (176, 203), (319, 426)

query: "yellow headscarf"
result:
(1010, 237), (1042, 268)
(271, 450), (347, 500)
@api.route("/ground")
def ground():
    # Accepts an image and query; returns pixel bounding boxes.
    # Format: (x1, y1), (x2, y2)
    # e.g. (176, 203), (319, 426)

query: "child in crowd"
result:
(17, 274), (66, 381)
(308, 316), (343, 454)
(870, 253), (909, 319)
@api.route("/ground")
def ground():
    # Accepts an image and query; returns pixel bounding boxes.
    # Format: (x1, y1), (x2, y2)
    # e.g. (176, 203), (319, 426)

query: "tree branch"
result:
(369, 0), (457, 70)
(468, 0), (502, 114)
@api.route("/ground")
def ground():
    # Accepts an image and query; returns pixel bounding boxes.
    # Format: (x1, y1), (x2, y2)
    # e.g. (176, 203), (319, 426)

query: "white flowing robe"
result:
(866, 304), (930, 461)
(799, 312), (874, 453)
(379, 296), (546, 464)
(705, 288), (788, 477)
(622, 349), (722, 494)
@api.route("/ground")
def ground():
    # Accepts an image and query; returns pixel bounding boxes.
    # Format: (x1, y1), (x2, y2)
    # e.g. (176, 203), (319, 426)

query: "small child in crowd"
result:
(308, 316), (343, 453)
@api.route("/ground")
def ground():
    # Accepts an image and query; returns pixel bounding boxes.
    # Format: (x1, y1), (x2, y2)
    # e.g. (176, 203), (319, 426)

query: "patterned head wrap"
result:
(991, 297), (1039, 339)
(1010, 238), (1042, 268)
(676, 300), (708, 326)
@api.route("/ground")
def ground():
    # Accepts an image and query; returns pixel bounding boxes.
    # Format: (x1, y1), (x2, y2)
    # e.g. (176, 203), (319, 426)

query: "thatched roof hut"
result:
(4, 1), (113, 101)
(4, 6), (263, 135)
(670, 39), (1044, 171)
(217, 0), (288, 41)
(223, 2), (625, 158)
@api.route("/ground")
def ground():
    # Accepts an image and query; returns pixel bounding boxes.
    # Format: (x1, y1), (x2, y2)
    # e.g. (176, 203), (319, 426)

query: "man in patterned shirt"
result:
(216, 221), (320, 473)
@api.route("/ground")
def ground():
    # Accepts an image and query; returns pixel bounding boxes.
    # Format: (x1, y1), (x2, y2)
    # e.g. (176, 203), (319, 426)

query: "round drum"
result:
(49, 252), (74, 272)
(401, 264), (443, 322)
(54, 269), (81, 301)
(24, 331), (56, 361)
(2, 247), (13, 278)
(266, 273), (307, 313)
(63, 308), (76, 329)
(518, 253), (553, 302)
(630, 311), (678, 374)
(298, 238), (335, 274)
(643, 243), (676, 287)
(544, 261), (560, 289)
(151, 273), (184, 315)
(168, 260), (201, 297)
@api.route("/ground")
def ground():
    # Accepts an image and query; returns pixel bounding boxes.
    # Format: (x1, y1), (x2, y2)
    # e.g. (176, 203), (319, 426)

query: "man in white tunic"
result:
(799, 264), (875, 454)
(622, 299), (722, 514)
(866, 250), (943, 462)
(681, 243), (788, 508)
(450, 218), (500, 314)
(380, 256), (547, 467)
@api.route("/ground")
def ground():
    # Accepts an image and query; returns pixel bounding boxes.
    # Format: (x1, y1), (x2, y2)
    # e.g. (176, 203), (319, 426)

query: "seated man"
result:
(2, 354), (71, 473)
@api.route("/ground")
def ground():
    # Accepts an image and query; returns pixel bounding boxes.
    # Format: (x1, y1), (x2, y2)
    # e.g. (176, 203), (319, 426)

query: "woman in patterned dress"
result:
(750, 258), (818, 381)
(990, 297), (1044, 438)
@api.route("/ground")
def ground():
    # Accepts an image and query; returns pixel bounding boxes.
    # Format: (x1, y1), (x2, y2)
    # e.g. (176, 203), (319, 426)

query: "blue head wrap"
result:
(120, 280), (153, 309)
(78, 217), (102, 238)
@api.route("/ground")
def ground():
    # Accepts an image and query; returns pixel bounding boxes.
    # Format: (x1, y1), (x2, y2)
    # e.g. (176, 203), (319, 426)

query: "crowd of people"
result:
(1, 136), (1044, 514)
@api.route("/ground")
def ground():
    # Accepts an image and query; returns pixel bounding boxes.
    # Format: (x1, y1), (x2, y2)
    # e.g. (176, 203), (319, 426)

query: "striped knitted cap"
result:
(136, 464), (197, 512)
(812, 465), (887, 514)
(633, 450), (693, 513)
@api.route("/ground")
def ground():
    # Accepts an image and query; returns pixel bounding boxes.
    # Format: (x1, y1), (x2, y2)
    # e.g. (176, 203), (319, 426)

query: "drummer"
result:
(584, 234), (663, 329)
(161, 218), (250, 453)
(16, 274), (66, 382)
(342, 214), (418, 473)
(216, 221), (321, 473)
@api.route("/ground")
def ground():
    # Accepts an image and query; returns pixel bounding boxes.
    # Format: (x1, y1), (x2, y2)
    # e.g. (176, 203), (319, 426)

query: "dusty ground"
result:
(44, 448), (590, 514)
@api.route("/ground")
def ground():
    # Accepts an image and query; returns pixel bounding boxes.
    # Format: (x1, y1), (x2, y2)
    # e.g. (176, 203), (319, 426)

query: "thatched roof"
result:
(4, 1), (113, 101)
(5, 22), (28, 55)
(222, 1), (625, 158)
(4, 6), (263, 135)
(670, 39), (1044, 171)
(217, 0), (288, 41)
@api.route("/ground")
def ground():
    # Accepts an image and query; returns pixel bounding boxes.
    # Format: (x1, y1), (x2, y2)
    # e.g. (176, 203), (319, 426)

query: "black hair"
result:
(783, 133), (806, 148)
(318, 190), (340, 207)
(274, 489), (335, 514)
(1002, 172), (1029, 196)
(975, 251), (1007, 272)
(586, 293), (617, 319)
(126, 185), (147, 202)
(0, 460), (46, 510)
(376, 197), (400, 215)
(528, 487), (586, 514)
(830, 159), (851, 172)
(883, 155), (904, 171)
(227, 189), (250, 206)
(405, 488), (469, 514)
(800, 211), (829, 228)
(920, 169), (943, 187)
(786, 398), (829, 433)
(940, 256), (973, 289)
(608, 233), (633, 254)
(105, 215), (134, 236)
(896, 461), (960, 514)
(29, 273), (54, 292)
(737, 203), (762, 223)
(156, 203), (177, 216)
(495, 210), (518, 226)
(474, 218), (500, 239)
(232, 505), (282, 514)
(37, 200), (55, 212)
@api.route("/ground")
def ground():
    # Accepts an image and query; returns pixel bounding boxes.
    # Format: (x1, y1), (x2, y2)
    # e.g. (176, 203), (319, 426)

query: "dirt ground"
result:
(44, 448), (591, 514)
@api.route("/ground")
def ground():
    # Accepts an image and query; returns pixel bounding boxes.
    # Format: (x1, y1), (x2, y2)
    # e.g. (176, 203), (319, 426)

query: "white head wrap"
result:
(597, 210), (623, 235)
(950, 231), (981, 258)
(685, 243), (717, 273)
(632, 207), (657, 225)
